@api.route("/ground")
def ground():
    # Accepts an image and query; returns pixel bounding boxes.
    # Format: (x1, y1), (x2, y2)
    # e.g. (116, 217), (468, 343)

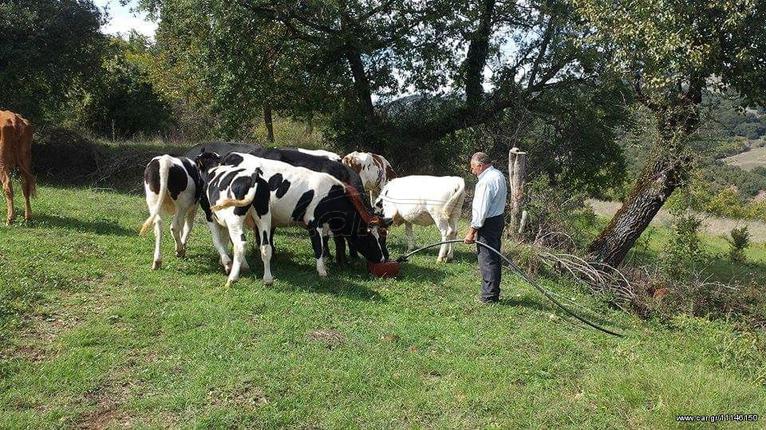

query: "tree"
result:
(0, 0), (105, 122)
(75, 35), (174, 138)
(575, 0), (766, 267)
(138, 0), (628, 159)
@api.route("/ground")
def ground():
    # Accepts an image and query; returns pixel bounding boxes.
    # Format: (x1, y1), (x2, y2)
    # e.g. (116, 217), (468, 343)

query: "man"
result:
(464, 152), (508, 303)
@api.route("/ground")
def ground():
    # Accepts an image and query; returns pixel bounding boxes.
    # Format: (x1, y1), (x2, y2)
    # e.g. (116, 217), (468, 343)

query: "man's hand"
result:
(464, 228), (477, 244)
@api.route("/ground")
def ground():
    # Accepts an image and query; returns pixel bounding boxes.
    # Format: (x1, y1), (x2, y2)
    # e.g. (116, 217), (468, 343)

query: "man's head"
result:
(470, 152), (492, 176)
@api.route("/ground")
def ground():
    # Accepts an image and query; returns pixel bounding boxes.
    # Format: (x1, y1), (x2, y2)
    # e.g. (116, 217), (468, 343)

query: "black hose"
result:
(395, 239), (624, 337)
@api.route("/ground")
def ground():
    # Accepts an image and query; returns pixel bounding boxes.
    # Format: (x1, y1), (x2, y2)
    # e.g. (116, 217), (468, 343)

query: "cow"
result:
(0, 110), (36, 225)
(139, 155), (204, 269)
(249, 148), (372, 263)
(341, 151), (397, 202)
(374, 175), (465, 262)
(184, 141), (263, 159)
(284, 147), (342, 162)
(195, 151), (391, 287)
(186, 142), (373, 264)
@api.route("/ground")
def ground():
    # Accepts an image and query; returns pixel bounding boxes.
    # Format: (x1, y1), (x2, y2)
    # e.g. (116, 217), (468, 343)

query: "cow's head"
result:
(194, 148), (222, 182)
(351, 216), (393, 262)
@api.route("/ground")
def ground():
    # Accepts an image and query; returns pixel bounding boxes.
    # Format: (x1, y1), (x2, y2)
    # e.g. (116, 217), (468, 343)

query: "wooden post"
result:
(508, 147), (527, 238)
(263, 105), (274, 143)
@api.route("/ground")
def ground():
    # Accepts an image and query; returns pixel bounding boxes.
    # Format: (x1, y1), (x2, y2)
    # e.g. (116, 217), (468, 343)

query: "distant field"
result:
(722, 145), (766, 170)
(588, 200), (766, 243)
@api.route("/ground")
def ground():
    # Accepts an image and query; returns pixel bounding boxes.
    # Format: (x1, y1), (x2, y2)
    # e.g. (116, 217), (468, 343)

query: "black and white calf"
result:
(140, 155), (203, 269)
(196, 151), (391, 287)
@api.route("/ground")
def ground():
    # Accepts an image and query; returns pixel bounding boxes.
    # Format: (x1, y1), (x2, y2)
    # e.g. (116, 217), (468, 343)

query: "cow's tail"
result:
(210, 171), (261, 211)
(139, 155), (173, 236)
(442, 178), (466, 219)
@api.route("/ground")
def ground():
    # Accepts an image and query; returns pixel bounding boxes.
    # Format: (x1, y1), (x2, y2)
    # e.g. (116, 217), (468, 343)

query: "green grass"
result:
(723, 145), (766, 171)
(1, 184), (765, 428)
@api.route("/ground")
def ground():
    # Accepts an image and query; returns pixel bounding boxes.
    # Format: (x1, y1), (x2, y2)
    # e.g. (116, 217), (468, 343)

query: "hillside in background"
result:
(723, 145), (766, 171)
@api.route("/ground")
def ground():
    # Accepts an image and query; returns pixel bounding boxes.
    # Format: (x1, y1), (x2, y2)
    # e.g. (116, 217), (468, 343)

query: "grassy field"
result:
(1, 183), (765, 428)
(723, 145), (766, 171)
(588, 200), (766, 244)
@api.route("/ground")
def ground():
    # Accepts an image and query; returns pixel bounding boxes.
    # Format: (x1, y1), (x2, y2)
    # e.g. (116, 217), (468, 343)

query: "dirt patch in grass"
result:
(307, 329), (346, 349)
(207, 381), (269, 409)
(78, 378), (134, 429)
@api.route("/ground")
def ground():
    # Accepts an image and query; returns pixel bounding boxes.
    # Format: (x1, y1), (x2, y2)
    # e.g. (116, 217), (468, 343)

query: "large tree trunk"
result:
(345, 47), (376, 122)
(587, 152), (687, 267)
(464, 0), (496, 109)
(587, 83), (701, 268)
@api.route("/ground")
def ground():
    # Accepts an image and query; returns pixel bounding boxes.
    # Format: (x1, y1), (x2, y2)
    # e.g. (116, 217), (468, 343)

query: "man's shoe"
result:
(475, 296), (499, 304)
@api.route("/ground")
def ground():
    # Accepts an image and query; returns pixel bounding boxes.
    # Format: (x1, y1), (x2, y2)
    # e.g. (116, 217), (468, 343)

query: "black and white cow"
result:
(140, 155), (204, 269)
(184, 141), (263, 159)
(187, 143), (373, 264)
(282, 147), (342, 162)
(250, 147), (374, 263)
(196, 151), (391, 287)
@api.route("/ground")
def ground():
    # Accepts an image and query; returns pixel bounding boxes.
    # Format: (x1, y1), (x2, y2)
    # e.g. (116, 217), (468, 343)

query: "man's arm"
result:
(465, 181), (491, 243)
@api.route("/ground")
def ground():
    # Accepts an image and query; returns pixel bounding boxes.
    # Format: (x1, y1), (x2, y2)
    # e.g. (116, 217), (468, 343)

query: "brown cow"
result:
(0, 110), (36, 224)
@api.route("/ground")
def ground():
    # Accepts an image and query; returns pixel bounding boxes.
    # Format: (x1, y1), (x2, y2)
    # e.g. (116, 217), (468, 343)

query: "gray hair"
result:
(471, 152), (491, 165)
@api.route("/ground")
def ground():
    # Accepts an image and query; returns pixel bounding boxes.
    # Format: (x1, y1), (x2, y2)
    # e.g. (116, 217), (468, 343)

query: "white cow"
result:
(374, 175), (465, 262)
(341, 151), (397, 202)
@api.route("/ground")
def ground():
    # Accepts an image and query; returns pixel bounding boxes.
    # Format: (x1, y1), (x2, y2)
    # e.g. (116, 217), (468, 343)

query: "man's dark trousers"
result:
(477, 214), (504, 302)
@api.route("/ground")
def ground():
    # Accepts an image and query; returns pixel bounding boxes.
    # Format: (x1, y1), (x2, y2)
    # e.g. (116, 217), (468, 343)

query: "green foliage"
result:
(518, 176), (596, 249)
(661, 212), (706, 280)
(727, 226), (751, 263)
(72, 35), (174, 138)
(0, 0), (105, 122)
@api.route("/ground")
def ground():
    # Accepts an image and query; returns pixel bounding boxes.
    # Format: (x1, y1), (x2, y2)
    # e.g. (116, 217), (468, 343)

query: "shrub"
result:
(726, 226), (751, 263)
(517, 176), (595, 250)
(661, 211), (706, 280)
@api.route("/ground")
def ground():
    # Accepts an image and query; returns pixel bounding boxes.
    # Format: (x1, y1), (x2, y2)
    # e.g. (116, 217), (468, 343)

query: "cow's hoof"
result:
(318, 271), (328, 278)
(176, 249), (186, 258)
(263, 277), (274, 286)
(152, 260), (162, 270)
(223, 263), (232, 275)
(224, 280), (235, 288)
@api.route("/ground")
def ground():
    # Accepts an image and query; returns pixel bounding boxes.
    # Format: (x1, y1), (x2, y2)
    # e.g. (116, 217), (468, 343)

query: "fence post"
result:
(508, 147), (527, 238)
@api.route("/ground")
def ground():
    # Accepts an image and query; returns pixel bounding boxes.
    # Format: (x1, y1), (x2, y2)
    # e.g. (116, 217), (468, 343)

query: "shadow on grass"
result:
(30, 213), (135, 236)
(500, 292), (629, 335)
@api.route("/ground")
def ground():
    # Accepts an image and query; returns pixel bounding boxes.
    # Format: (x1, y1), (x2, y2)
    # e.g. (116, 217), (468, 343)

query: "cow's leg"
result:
(19, 162), (34, 222)
(405, 222), (415, 252)
(446, 217), (458, 261)
(1, 171), (14, 225)
(308, 225), (327, 277)
(334, 235), (346, 265)
(321, 224), (331, 261)
(207, 221), (232, 274)
(436, 218), (450, 262)
(179, 204), (197, 254)
(347, 237), (358, 260)
(224, 221), (247, 288)
(151, 214), (163, 269)
(254, 218), (274, 285)
(170, 208), (185, 258)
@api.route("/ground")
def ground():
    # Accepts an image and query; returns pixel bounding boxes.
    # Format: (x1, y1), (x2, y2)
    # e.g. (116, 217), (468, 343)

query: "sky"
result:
(93, 0), (157, 39)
